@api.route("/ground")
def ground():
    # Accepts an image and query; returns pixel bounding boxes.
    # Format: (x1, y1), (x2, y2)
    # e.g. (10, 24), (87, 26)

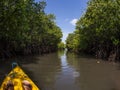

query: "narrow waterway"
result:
(1, 50), (120, 90)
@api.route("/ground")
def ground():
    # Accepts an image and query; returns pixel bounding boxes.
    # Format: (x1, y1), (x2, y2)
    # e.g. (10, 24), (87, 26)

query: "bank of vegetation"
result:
(58, 42), (65, 50)
(66, 0), (120, 61)
(0, 0), (62, 59)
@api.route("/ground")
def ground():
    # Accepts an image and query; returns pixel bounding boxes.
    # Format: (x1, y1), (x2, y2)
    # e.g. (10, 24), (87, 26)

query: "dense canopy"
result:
(0, 0), (62, 58)
(66, 0), (120, 61)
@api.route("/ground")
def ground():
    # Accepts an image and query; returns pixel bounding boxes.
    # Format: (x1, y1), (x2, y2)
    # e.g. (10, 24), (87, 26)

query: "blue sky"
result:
(36, 0), (89, 42)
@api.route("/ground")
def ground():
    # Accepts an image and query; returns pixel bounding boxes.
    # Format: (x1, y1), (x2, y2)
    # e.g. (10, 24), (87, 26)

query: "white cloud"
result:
(62, 32), (68, 43)
(70, 19), (78, 26)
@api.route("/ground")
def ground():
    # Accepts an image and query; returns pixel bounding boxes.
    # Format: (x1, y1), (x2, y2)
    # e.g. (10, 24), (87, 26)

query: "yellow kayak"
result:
(0, 65), (39, 90)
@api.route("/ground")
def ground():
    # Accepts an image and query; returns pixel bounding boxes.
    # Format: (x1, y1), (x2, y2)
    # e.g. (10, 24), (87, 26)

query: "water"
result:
(1, 50), (120, 90)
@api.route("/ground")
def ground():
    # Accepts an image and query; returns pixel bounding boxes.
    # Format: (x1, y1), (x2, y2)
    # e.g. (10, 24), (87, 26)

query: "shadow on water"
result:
(65, 51), (120, 90)
(0, 52), (62, 90)
(0, 55), (40, 86)
(1, 51), (120, 90)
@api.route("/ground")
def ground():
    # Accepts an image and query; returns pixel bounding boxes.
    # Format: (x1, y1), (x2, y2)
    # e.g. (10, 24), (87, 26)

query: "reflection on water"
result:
(55, 50), (80, 90)
(0, 50), (120, 90)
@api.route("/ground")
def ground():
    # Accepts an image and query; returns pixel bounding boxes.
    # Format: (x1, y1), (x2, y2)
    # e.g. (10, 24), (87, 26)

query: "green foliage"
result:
(66, 0), (120, 58)
(0, 0), (62, 55)
(58, 42), (65, 50)
(66, 30), (80, 52)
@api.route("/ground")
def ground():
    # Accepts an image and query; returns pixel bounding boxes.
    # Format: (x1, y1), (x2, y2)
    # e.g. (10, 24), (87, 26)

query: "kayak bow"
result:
(0, 66), (39, 90)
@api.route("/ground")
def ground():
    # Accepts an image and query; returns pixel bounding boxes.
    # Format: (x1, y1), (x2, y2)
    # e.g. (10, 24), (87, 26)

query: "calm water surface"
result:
(1, 50), (120, 90)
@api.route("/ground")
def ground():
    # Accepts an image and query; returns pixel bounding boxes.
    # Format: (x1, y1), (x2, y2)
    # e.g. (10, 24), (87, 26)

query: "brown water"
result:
(1, 50), (120, 90)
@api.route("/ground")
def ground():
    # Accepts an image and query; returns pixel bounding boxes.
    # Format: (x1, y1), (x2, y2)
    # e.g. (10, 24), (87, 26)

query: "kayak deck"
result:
(0, 66), (39, 90)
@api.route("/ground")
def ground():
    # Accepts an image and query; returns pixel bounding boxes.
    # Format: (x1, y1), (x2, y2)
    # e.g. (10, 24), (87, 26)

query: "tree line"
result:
(66, 0), (120, 61)
(0, 0), (62, 59)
